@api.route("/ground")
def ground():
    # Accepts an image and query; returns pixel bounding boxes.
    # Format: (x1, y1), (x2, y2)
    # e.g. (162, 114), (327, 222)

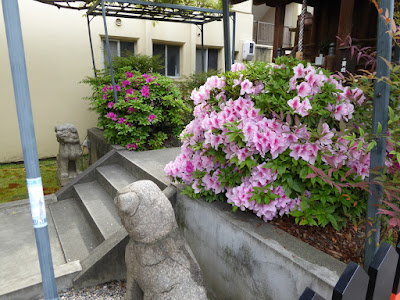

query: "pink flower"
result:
(231, 63), (245, 72)
(126, 143), (137, 150)
(107, 102), (114, 108)
(287, 96), (301, 110)
(125, 88), (134, 95)
(148, 114), (156, 123)
(126, 71), (134, 78)
(117, 117), (126, 124)
(287, 96), (312, 117)
(293, 63), (305, 78)
(146, 77), (154, 83)
(110, 85), (121, 91)
(141, 85), (150, 98)
(106, 112), (117, 121)
(128, 107), (135, 113)
(122, 80), (131, 88)
(102, 94), (107, 100)
(297, 82), (312, 98)
(240, 79), (253, 95)
(186, 161), (194, 173)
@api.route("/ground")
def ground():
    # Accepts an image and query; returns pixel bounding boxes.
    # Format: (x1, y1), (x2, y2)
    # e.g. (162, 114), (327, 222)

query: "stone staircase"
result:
(0, 147), (180, 299)
(50, 148), (179, 288)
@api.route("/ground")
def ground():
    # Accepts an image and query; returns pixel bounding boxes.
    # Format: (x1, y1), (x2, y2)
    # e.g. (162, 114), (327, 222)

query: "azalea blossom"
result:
(106, 112), (117, 121)
(141, 85), (150, 98)
(148, 114), (157, 123)
(126, 143), (137, 150)
(231, 63), (245, 72)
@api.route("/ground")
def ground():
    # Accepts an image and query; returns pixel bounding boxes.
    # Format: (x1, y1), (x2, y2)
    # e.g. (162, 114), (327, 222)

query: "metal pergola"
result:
(37, 0), (236, 103)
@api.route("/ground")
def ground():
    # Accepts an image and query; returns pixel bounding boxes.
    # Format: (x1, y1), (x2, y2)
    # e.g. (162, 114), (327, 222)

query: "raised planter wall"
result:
(87, 128), (124, 165)
(174, 191), (347, 300)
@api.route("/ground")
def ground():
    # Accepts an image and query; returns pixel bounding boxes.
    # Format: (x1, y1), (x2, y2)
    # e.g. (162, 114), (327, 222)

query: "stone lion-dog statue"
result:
(115, 180), (208, 300)
(55, 124), (83, 186)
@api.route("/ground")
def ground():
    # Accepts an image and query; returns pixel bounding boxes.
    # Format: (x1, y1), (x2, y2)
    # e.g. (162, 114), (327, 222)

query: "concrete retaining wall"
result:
(87, 128), (124, 165)
(174, 190), (347, 300)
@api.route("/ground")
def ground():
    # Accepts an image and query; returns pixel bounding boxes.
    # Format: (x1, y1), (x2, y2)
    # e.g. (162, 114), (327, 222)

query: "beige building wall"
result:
(0, 0), (253, 163)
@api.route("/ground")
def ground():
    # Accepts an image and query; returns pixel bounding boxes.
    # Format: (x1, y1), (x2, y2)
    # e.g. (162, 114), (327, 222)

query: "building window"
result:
(102, 39), (134, 66)
(153, 44), (180, 77)
(196, 48), (218, 73)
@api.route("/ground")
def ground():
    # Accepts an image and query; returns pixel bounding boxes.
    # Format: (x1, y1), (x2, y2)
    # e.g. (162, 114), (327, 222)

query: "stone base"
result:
(57, 176), (74, 187)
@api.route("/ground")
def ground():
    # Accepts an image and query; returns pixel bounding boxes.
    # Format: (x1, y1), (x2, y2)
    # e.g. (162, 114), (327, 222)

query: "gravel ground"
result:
(58, 280), (126, 299)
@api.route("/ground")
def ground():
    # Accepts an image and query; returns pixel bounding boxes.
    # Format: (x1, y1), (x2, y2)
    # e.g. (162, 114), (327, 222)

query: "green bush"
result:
(83, 59), (191, 150)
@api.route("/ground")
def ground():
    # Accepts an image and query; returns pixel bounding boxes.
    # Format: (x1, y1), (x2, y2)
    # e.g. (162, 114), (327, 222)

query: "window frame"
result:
(153, 43), (181, 78)
(196, 47), (219, 73)
(102, 38), (135, 68)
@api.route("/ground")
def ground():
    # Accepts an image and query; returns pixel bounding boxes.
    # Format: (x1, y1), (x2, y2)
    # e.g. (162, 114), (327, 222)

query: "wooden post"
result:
(336, 0), (355, 69)
(273, 5), (285, 59)
(337, 0), (355, 42)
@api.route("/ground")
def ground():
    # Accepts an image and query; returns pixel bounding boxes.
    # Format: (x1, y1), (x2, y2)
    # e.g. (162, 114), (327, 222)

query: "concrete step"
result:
(74, 181), (122, 241)
(49, 198), (100, 263)
(96, 164), (137, 199)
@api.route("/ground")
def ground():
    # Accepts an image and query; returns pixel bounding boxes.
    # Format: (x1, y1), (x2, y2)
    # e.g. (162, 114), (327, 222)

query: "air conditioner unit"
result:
(243, 41), (255, 61)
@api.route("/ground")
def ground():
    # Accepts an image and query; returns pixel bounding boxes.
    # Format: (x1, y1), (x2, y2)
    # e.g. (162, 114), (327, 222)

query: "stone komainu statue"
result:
(115, 180), (208, 300)
(55, 124), (82, 186)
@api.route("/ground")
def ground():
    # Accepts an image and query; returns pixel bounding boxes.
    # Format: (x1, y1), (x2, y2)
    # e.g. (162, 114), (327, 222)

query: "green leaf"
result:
(377, 122), (382, 135)
(366, 141), (376, 152)
(356, 140), (364, 151)
(326, 214), (338, 229)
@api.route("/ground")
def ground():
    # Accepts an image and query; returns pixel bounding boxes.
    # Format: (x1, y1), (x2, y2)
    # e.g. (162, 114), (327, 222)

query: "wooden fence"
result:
(299, 241), (400, 300)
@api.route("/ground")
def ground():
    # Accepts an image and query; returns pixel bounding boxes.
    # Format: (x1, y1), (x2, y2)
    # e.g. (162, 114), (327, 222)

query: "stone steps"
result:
(49, 198), (100, 263)
(96, 164), (137, 199)
(49, 149), (177, 288)
(73, 181), (122, 241)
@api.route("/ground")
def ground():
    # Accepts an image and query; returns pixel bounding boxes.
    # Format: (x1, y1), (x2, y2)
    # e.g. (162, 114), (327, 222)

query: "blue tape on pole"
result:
(27, 177), (47, 228)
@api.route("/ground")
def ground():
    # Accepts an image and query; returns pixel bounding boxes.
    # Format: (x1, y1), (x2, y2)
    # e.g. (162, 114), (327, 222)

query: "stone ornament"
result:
(115, 180), (207, 300)
(55, 124), (83, 186)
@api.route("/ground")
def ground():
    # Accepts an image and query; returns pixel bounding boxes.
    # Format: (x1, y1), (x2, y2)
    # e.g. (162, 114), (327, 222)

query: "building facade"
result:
(0, 0), (253, 162)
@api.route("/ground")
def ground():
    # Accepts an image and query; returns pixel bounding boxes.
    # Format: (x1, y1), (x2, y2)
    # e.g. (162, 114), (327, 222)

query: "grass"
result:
(0, 158), (61, 204)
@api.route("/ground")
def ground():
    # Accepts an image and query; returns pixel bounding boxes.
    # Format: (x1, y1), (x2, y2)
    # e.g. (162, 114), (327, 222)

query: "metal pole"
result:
(2, 0), (58, 299)
(222, 0), (231, 72)
(201, 24), (205, 72)
(87, 15), (97, 77)
(101, 0), (118, 103)
(364, 0), (394, 270)
(232, 12), (236, 65)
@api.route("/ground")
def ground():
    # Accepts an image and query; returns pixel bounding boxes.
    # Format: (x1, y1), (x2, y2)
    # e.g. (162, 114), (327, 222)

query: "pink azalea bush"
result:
(84, 68), (190, 150)
(165, 56), (384, 230)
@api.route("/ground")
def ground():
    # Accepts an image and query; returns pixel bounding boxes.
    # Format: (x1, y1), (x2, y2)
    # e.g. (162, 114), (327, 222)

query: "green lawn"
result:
(0, 158), (61, 204)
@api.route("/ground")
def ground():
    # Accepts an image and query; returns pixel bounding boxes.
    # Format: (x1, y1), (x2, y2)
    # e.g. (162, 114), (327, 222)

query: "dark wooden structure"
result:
(299, 241), (400, 300)
(232, 0), (378, 71)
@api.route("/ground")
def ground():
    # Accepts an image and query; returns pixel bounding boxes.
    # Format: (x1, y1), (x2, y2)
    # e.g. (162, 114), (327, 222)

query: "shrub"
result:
(83, 66), (191, 150)
(109, 54), (164, 75)
(164, 57), (392, 230)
